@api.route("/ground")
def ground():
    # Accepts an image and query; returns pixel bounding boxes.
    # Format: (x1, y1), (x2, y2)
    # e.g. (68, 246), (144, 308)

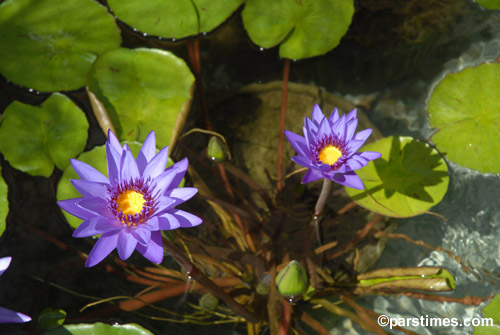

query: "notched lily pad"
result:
(242, 0), (354, 59)
(428, 62), (500, 173)
(474, 295), (500, 334)
(57, 142), (180, 229)
(0, 165), (7, 237)
(87, 47), (195, 148)
(0, 93), (89, 177)
(476, 0), (500, 10)
(346, 136), (449, 218)
(44, 322), (153, 335)
(0, 0), (121, 92)
(107, 0), (243, 39)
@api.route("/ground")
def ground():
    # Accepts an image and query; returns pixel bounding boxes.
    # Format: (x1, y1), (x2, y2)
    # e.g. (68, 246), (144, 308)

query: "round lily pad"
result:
(57, 142), (180, 229)
(345, 136), (449, 218)
(44, 322), (153, 335)
(428, 62), (500, 173)
(87, 47), (195, 148)
(242, 0), (354, 60)
(0, 165), (7, 237)
(0, 93), (89, 177)
(107, 0), (243, 39)
(0, 0), (121, 92)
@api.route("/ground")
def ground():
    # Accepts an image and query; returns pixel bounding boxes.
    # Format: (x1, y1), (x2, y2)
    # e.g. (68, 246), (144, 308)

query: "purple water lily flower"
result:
(0, 257), (31, 323)
(285, 104), (381, 189)
(58, 130), (202, 267)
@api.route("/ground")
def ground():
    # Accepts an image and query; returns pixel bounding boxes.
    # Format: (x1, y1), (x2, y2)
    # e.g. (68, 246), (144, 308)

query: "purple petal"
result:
(328, 108), (340, 124)
(285, 130), (311, 159)
(311, 104), (324, 125)
(345, 109), (357, 122)
(107, 130), (123, 155)
(167, 187), (198, 202)
(152, 169), (177, 195)
(95, 219), (124, 232)
(71, 179), (109, 199)
(137, 131), (157, 173)
(344, 118), (359, 141)
(155, 196), (176, 213)
(117, 229), (137, 260)
(86, 231), (119, 267)
(0, 257), (11, 277)
(302, 168), (324, 184)
(167, 158), (188, 189)
(291, 155), (314, 168)
(73, 216), (118, 237)
(158, 213), (181, 230)
(78, 198), (114, 218)
(332, 172), (364, 190)
(58, 198), (97, 220)
(131, 227), (152, 246)
(331, 114), (346, 138)
(136, 231), (164, 264)
(357, 151), (382, 161)
(143, 146), (169, 180)
(353, 128), (373, 142)
(171, 209), (202, 228)
(144, 215), (160, 231)
(71, 159), (108, 183)
(106, 144), (121, 187)
(120, 149), (140, 182)
(347, 139), (368, 153)
(0, 307), (31, 323)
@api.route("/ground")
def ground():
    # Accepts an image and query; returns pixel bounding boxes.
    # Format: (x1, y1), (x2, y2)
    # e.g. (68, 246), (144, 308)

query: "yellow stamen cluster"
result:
(318, 145), (342, 165)
(116, 190), (146, 217)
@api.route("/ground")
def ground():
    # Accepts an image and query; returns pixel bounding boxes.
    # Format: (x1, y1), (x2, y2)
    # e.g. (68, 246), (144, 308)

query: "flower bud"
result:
(199, 293), (219, 311)
(275, 260), (308, 298)
(207, 136), (227, 162)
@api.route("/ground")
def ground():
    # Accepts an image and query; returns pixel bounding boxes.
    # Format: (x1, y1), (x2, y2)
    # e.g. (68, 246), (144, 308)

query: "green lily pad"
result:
(107, 0), (243, 39)
(477, 0), (500, 10)
(0, 165), (7, 237)
(242, 0), (354, 60)
(0, 0), (121, 92)
(428, 63), (500, 173)
(44, 322), (153, 335)
(57, 141), (180, 229)
(474, 295), (500, 334)
(345, 136), (449, 218)
(0, 93), (89, 177)
(87, 47), (195, 148)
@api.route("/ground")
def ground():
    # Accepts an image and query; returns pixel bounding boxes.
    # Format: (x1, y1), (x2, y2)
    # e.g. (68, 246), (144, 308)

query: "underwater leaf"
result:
(345, 136), (449, 218)
(0, 166), (7, 237)
(44, 322), (153, 335)
(39, 307), (67, 331)
(428, 63), (500, 173)
(87, 47), (194, 148)
(0, 0), (121, 92)
(476, 0), (500, 10)
(242, 0), (354, 59)
(0, 93), (89, 177)
(57, 142), (179, 229)
(107, 0), (243, 39)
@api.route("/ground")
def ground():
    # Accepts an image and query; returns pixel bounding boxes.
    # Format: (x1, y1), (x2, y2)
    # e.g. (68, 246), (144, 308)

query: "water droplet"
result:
(142, 32), (148, 37)
(158, 36), (163, 40)
(28, 88), (33, 92)
(201, 32), (207, 36)
(133, 28), (138, 32)
(171, 38), (176, 42)
(259, 47), (265, 51)
(288, 297), (295, 303)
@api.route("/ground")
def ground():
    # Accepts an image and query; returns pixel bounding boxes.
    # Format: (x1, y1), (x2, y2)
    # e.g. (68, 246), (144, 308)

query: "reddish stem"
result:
(277, 298), (292, 335)
(277, 59), (291, 192)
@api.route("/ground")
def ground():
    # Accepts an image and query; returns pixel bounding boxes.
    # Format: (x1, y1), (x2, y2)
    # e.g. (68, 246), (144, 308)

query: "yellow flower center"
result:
(116, 190), (146, 216)
(318, 145), (342, 165)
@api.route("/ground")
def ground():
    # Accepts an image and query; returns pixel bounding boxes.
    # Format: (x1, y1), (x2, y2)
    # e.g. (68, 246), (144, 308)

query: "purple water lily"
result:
(58, 130), (202, 267)
(0, 257), (31, 323)
(285, 104), (381, 189)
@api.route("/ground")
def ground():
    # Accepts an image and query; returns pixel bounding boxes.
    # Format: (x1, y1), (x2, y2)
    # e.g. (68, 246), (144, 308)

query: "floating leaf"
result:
(0, 93), (88, 177)
(428, 63), (500, 173)
(242, 0), (354, 59)
(474, 295), (500, 334)
(345, 136), (449, 218)
(107, 0), (243, 39)
(476, 0), (500, 10)
(57, 142), (180, 229)
(39, 307), (67, 331)
(0, 165), (7, 237)
(87, 48), (194, 148)
(356, 267), (455, 293)
(44, 322), (153, 335)
(0, 0), (121, 92)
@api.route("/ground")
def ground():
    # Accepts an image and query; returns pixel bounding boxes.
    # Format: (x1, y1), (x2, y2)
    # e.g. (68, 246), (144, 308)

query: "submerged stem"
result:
(312, 179), (332, 245)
